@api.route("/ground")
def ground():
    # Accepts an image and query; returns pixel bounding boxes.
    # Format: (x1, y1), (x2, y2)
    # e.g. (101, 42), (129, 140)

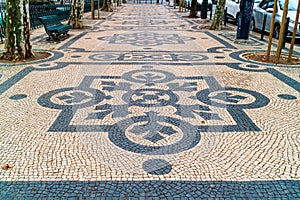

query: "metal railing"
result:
(29, 4), (71, 29)
(0, 1), (101, 42)
(84, 0), (102, 12)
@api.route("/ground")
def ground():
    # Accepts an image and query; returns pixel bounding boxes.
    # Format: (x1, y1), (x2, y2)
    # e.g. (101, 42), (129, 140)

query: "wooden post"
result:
(178, 0), (181, 12)
(288, 0), (300, 62)
(266, 0), (278, 61)
(98, 0), (100, 19)
(275, 0), (289, 63)
(91, 0), (95, 19)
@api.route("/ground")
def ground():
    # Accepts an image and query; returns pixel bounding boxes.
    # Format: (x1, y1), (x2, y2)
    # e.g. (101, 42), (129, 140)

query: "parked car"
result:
(225, 0), (261, 24)
(251, 0), (300, 39)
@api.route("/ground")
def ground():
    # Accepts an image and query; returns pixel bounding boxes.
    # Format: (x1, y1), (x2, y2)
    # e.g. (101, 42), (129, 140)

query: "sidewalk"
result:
(0, 3), (299, 198)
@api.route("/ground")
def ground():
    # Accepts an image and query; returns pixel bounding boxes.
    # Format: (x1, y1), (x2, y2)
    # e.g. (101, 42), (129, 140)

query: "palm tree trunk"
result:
(102, 0), (113, 12)
(1, 0), (34, 61)
(70, 0), (84, 29)
(188, 0), (198, 18)
(210, 0), (226, 30)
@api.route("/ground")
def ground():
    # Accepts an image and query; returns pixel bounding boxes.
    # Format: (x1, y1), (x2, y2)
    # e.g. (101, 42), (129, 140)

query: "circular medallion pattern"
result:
(196, 87), (270, 109)
(108, 113), (200, 155)
(38, 87), (106, 109)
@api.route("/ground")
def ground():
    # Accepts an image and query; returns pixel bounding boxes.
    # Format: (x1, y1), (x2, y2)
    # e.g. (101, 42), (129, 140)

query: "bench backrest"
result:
(39, 15), (63, 28)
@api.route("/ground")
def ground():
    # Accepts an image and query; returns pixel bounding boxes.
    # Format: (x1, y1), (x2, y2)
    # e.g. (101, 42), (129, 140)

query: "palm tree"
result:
(188, 0), (198, 17)
(69, 0), (84, 28)
(1, 0), (34, 61)
(210, 0), (226, 30)
(102, 0), (113, 11)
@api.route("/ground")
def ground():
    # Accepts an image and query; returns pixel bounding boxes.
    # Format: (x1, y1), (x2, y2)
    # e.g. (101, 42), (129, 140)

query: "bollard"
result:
(200, 0), (208, 19)
(282, 17), (290, 49)
(260, 14), (267, 40)
(236, 0), (255, 39)
(209, 4), (212, 20)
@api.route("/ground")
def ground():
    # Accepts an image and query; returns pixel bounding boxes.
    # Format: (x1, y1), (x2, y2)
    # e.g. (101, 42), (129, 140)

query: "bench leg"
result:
(51, 32), (60, 41)
(55, 35), (60, 41)
(64, 31), (70, 36)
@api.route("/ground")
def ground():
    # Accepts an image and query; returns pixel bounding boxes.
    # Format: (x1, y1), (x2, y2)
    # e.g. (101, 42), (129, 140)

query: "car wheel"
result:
(273, 24), (280, 39)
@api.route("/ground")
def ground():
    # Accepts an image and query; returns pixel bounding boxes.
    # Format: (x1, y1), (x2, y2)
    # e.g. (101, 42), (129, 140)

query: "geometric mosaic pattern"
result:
(37, 67), (270, 161)
(0, 2), (299, 199)
(100, 32), (195, 46)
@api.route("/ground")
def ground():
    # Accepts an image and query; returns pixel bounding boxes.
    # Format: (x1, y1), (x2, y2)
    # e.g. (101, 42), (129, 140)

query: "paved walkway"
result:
(1, 2), (300, 198)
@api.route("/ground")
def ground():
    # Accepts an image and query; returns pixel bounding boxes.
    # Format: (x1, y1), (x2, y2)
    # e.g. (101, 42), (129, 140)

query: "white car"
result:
(225, 0), (261, 24)
(252, 0), (300, 39)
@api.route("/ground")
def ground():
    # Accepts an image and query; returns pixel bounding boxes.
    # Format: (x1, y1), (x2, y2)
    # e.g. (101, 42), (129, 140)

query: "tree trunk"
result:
(70, 0), (84, 29)
(1, 0), (34, 61)
(102, 0), (113, 12)
(189, 0), (198, 18)
(210, 0), (226, 30)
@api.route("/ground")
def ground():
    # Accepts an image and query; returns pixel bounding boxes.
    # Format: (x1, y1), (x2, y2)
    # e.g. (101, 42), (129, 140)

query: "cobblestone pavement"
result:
(1, 2), (300, 199)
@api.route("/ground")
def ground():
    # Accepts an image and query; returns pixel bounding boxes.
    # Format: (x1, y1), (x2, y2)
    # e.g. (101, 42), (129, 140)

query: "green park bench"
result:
(38, 15), (72, 41)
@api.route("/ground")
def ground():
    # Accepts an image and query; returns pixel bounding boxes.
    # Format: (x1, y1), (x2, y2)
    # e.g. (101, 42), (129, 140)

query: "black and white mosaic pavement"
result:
(0, 3), (299, 199)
